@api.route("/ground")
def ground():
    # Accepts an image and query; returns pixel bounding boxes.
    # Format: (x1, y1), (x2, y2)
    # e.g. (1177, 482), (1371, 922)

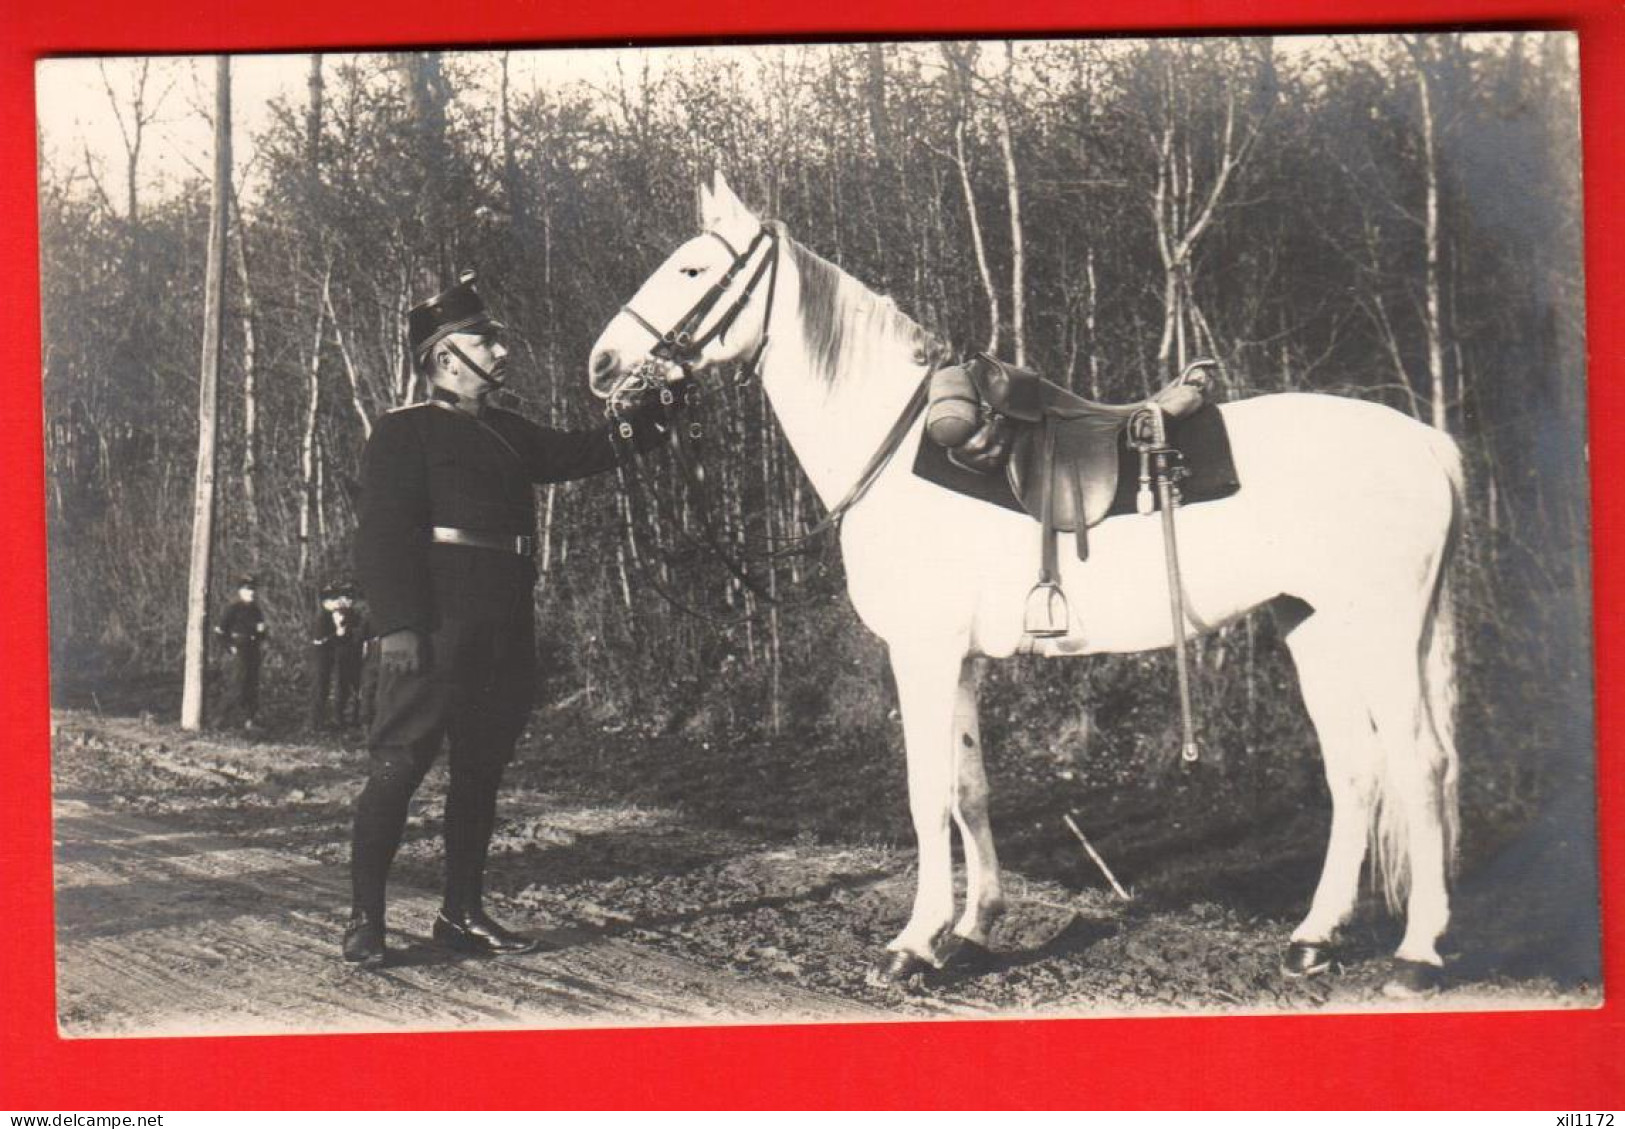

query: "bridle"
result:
(609, 225), (782, 420)
(604, 220), (937, 619)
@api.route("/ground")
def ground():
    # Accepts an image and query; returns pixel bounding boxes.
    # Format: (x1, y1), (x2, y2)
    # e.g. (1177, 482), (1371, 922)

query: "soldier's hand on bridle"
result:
(379, 630), (424, 677)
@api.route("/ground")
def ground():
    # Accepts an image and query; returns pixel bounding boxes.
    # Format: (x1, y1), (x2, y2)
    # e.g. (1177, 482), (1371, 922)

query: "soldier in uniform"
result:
(308, 584), (342, 730)
(332, 584), (367, 727)
(343, 271), (680, 966)
(214, 575), (268, 730)
(310, 582), (367, 729)
(334, 585), (368, 728)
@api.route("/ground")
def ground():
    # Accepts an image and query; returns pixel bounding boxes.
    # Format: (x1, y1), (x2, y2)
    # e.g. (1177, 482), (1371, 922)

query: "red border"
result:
(4, 0), (1621, 1111)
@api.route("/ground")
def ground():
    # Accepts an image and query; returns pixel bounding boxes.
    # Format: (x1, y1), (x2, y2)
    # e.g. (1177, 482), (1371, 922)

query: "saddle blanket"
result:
(910, 401), (1241, 519)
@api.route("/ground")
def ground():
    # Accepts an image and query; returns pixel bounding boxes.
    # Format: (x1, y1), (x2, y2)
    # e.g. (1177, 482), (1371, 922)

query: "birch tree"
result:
(1143, 40), (1273, 379)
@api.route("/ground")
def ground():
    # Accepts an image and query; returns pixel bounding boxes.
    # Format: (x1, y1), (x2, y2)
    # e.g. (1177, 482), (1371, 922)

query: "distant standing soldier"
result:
(308, 584), (341, 729)
(309, 583), (365, 729)
(343, 271), (681, 966)
(334, 584), (367, 728)
(214, 575), (268, 731)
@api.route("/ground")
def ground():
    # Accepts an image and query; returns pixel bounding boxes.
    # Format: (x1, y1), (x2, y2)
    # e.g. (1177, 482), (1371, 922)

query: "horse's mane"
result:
(788, 236), (928, 386)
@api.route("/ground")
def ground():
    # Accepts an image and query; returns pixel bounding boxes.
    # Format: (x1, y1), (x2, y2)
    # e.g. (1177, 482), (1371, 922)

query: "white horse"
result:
(589, 172), (1463, 997)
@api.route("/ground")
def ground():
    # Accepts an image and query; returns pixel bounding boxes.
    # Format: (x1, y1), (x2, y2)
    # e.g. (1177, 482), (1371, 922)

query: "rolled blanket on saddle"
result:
(924, 362), (983, 447)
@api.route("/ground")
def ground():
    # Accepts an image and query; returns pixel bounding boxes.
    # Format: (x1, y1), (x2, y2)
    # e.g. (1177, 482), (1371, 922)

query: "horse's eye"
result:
(679, 266), (702, 279)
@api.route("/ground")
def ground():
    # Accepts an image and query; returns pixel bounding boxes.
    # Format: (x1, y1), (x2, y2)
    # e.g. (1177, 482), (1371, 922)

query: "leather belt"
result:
(430, 526), (535, 556)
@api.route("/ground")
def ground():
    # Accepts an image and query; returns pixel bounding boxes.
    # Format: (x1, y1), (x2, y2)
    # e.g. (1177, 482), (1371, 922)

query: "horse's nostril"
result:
(591, 349), (619, 378)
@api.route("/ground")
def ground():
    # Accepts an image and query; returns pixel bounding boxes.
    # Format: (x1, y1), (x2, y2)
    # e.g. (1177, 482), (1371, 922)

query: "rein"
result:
(617, 371), (933, 623)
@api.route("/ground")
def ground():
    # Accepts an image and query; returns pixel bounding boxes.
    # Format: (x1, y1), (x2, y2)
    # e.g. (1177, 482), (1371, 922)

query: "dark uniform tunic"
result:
(215, 599), (266, 723)
(349, 388), (671, 920)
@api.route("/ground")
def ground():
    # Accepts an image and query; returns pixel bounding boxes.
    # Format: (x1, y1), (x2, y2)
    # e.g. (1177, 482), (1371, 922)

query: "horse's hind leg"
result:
(950, 658), (1005, 949)
(1287, 610), (1453, 988)
(1362, 631), (1452, 972)
(1282, 611), (1382, 973)
(874, 641), (967, 978)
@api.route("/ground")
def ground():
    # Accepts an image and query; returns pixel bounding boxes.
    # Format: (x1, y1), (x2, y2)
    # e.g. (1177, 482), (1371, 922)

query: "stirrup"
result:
(1023, 581), (1070, 638)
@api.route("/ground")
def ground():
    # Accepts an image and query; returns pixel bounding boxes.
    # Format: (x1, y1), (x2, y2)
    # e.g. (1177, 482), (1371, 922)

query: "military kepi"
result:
(407, 270), (505, 363)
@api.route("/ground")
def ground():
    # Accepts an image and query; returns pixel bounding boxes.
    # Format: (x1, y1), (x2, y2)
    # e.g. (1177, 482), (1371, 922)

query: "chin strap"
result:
(439, 338), (506, 388)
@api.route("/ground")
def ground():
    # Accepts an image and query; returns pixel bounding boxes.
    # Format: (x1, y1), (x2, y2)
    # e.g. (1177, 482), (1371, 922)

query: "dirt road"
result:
(49, 711), (1599, 1035)
(54, 797), (885, 1036)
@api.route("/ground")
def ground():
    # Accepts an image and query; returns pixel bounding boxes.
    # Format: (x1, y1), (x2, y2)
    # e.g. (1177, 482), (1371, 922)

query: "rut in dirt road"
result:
(54, 797), (881, 1037)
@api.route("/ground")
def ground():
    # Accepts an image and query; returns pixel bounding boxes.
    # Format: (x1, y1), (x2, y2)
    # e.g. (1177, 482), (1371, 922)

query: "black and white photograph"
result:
(39, 33), (1599, 1037)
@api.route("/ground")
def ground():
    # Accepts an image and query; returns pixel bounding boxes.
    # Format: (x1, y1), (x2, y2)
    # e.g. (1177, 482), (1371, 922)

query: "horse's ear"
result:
(696, 178), (715, 228)
(711, 171), (750, 222)
(699, 174), (727, 229)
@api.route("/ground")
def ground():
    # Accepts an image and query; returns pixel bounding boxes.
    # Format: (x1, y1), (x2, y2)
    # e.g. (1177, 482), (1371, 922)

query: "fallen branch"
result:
(1064, 812), (1133, 901)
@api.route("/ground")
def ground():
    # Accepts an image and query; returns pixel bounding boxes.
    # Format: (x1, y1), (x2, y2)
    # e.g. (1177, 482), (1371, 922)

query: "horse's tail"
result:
(1372, 424), (1464, 911)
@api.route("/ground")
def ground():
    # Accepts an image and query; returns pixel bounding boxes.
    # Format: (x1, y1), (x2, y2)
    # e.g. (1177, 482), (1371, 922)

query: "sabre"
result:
(1137, 402), (1201, 764)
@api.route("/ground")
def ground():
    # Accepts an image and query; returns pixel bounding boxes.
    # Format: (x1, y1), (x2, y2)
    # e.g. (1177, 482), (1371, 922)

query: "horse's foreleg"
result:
(950, 657), (1005, 947)
(884, 642), (967, 968)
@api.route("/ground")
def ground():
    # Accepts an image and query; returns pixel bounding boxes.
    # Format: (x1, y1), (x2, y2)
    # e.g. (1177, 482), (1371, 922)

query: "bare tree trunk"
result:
(315, 431), (328, 543)
(760, 384), (782, 735)
(943, 43), (1000, 355)
(1149, 45), (1256, 380)
(230, 196), (260, 566)
(954, 118), (999, 355)
(391, 267), (414, 406)
(499, 52), (532, 249)
(998, 42), (1026, 366)
(865, 43), (891, 155)
(536, 364), (560, 582)
(1085, 245), (1101, 397)
(181, 58), (230, 732)
(305, 55), (323, 192)
(324, 284), (373, 439)
(1413, 44), (1449, 433)
(298, 266), (330, 583)
(98, 58), (166, 407)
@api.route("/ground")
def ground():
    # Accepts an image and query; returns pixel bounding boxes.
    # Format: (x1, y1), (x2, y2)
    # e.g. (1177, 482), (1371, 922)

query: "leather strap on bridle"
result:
(620, 227), (780, 374)
(609, 221), (936, 614)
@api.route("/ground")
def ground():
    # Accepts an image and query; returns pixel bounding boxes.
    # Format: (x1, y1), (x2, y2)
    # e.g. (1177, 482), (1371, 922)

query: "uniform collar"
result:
(429, 384), (488, 417)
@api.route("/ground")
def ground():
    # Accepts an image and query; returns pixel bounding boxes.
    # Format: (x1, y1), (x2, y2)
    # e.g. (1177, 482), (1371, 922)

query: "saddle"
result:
(925, 353), (1213, 637)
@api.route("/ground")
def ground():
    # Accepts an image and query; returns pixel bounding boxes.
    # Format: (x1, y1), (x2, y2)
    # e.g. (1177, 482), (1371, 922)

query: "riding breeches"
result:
(350, 613), (537, 919)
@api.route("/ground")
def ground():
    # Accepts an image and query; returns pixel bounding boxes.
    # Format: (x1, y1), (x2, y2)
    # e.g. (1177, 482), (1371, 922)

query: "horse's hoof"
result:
(866, 950), (934, 987)
(1281, 941), (1339, 978)
(1382, 960), (1443, 999)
